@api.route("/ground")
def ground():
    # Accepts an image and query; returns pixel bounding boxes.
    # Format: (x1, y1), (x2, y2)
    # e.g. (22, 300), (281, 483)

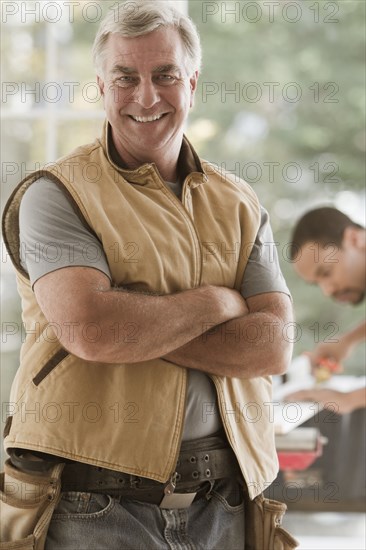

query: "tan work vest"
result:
(2, 122), (278, 499)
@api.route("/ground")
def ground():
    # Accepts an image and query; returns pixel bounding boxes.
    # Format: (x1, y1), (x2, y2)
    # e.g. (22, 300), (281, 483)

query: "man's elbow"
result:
(271, 339), (293, 376)
(233, 341), (292, 378)
(58, 331), (138, 364)
(57, 334), (111, 363)
(270, 308), (294, 376)
(271, 356), (291, 376)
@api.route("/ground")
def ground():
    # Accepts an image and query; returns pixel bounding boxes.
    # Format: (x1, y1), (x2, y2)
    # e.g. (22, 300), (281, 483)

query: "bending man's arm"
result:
(285, 387), (366, 415)
(308, 320), (366, 368)
(34, 266), (247, 363)
(164, 292), (293, 378)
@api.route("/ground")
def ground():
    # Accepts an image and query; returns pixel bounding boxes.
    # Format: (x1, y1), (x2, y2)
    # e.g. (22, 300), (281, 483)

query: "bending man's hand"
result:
(285, 387), (366, 415)
(307, 341), (350, 370)
(307, 321), (366, 370)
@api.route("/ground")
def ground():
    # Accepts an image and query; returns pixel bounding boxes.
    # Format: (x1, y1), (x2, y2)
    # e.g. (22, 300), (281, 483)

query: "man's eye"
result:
(116, 76), (136, 86)
(156, 74), (176, 84)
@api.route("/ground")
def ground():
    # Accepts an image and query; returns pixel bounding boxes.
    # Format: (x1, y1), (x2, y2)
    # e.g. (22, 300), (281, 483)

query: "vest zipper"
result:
(155, 174), (204, 478)
(157, 174), (203, 288)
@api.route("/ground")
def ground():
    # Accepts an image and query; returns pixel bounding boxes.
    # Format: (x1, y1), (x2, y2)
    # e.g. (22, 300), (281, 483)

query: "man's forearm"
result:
(35, 268), (248, 364)
(342, 321), (366, 349)
(164, 294), (293, 378)
(88, 285), (246, 363)
(349, 387), (366, 411)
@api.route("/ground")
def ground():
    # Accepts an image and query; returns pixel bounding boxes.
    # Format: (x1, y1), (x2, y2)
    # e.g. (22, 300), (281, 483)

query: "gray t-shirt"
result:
(19, 178), (290, 440)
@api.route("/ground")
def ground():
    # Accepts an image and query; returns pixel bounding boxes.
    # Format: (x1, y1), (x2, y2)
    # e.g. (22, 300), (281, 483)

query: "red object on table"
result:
(277, 431), (326, 471)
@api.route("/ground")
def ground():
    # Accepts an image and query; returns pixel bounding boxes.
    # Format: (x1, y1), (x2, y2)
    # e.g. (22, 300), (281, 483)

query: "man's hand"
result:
(213, 286), (249, 319)
(307, 341), (351, 370)
(307, 321), (366, 369)
(285, 387), (366, 415)
(164, 292), (293, 378)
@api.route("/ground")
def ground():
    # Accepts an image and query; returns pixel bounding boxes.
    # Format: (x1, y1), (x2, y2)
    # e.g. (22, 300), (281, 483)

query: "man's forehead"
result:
(294, 241), (329, 282)
(110, 62), (182, 75)
(104, 33), (186, 75)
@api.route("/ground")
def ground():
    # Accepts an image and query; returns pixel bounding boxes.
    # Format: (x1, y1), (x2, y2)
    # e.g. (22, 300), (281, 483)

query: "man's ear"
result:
(97, 75), (105, 96)
(189, 71), (199, 108)
(343, 226), (365, 250)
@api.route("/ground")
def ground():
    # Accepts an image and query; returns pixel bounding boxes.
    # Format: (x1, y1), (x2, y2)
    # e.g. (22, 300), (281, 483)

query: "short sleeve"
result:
(19, 178), (112, 287)
(241, 206), (291, 299)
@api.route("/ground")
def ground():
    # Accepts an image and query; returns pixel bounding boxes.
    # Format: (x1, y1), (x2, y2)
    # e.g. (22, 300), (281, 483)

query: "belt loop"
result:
(205, 479), (215, 501)
(129, 475), (141, 489)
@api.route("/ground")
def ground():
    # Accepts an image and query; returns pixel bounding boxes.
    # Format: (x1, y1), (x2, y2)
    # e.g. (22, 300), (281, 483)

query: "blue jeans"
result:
(45, 478), (245, 549)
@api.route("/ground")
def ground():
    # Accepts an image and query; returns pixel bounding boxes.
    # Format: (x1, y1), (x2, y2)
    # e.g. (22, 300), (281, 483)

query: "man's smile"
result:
(128, 113), (168, 123)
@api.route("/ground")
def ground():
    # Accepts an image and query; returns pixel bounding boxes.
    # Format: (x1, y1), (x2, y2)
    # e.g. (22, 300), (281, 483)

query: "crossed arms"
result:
(34, 266), (293, 379)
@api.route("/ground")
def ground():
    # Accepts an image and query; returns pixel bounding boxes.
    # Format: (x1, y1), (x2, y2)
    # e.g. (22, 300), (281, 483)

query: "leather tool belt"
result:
(9, 435), (242, 509)
(61, 444), (242, 508)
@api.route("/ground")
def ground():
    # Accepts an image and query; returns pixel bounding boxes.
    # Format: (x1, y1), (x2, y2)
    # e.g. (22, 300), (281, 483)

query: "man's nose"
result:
(319, 279), (335, 297)
(134, 80), (160, 109)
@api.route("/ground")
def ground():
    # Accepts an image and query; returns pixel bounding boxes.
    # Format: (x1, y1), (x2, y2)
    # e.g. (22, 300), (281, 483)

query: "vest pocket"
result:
(32, 349), (69, 387)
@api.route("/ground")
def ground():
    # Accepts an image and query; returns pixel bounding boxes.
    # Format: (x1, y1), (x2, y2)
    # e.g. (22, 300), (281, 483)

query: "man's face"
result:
(294, 229), (366, 305)
(97, 27), (198, 164)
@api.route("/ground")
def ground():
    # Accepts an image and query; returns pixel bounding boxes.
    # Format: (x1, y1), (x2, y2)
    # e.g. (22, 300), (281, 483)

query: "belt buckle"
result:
(159, 491), (197, 509)
(159, 472), (197, 509)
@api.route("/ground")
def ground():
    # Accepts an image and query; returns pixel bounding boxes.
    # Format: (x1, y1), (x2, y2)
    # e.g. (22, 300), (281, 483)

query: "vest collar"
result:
(100, 120), (208, 188)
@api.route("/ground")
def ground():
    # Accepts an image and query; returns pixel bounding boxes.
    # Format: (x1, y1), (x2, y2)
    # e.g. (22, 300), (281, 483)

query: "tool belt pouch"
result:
(244, 492), (299, 550)
(0, 459), (64, 550)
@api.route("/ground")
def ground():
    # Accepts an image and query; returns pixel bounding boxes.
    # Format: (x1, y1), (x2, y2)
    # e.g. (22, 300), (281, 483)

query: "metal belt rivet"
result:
(190, 456), (197, 463)
(204, 454), (209, 462)
(192, 471), (199, 479)
(205, 469), (211, 477)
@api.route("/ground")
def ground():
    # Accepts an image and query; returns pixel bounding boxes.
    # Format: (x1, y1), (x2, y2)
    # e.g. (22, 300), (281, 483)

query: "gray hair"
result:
(92, 0), (202, 76)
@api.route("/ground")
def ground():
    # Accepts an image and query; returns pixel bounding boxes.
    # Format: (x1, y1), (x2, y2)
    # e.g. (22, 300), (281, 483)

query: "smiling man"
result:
(288, 207), (365, 413)
(2, 2), (294, 549)
(97, 29), (198, 181)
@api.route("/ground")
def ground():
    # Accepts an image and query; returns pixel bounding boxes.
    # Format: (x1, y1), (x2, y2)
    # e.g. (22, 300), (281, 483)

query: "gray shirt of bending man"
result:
(19, 178), (290, 441)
